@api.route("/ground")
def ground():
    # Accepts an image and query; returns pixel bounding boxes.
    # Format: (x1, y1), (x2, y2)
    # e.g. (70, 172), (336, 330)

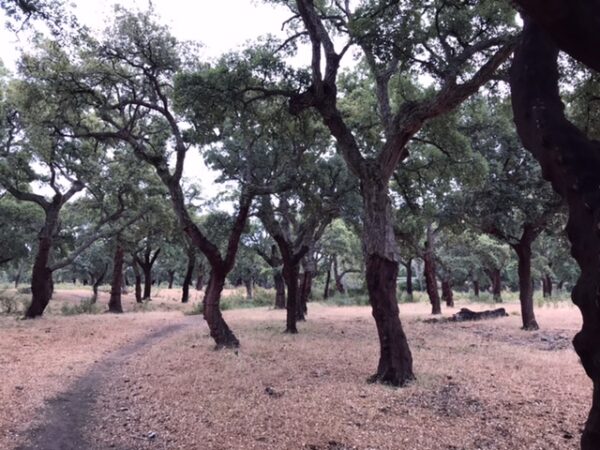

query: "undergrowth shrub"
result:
(60, 298), (101, 315)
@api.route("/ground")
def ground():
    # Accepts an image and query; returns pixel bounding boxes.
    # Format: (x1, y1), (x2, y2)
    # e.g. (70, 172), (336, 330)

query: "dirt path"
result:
(15, 316), (200, 450)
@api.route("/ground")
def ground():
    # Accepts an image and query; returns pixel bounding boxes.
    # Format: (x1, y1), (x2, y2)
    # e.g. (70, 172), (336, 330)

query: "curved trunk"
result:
(109, 244), (124, 313)
(510, 21), (600, 443)
(441, 279), (454, 307)
(513, 239), (539, 330)
(25, 224), (56, 319)
(362, 179), (414, 386)
(203, 270), (239, 349)
(25, 236), (54, 318)
(181, 251), (195, 304)
(274, 270), (286, 309)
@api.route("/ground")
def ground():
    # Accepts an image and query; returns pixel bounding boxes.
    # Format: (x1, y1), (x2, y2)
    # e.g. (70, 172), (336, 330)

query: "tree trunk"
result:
(203, 270), (239, 348)
(511, 19), (600, 446)
(332, 255), (345, 294)
(143, 267), (152, 300)
(545, 273), (553, 298)
(362, 179), (414, 386)
(196, 269), (204, 291)
(404, 259), (413, 300)
(181, 250), (195, 304)
(90, 265), (108, 304)
(244, 278), (254, 300)
(13, 263), (23, 289)
(25, 235), (54, 318)
(109, 244), (124, 313)
(131, 260), (142, 303)
(473, 278), (480, 297)
(282, 260), (300, 333)
(424, 225), (441, 314)
(323, 260), (332, 300)
(274, 270), (286, 309)
(513, 237), (539, 330)
(487, 268), (502, 302)
(167, 270), (175, 289)
(441, 279), (454, 307)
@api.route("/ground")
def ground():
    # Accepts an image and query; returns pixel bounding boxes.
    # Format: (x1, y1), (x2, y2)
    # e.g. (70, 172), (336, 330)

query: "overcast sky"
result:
(0, 0), (296, 202)
(0, 0), (292, 70)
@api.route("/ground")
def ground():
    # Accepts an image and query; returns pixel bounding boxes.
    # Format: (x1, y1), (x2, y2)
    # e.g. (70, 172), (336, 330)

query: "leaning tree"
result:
(508, 1), (600, 445)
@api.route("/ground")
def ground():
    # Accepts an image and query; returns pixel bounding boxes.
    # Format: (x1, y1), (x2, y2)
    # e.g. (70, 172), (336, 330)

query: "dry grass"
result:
(0, 290), (590, 450)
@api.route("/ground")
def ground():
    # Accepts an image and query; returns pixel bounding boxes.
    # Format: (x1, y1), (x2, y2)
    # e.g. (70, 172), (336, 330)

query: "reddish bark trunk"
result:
(109, 244), (124, 313)
(362, 180), (414, 386)
(366, 254), (414, 386)
(203, 271), (239, 348)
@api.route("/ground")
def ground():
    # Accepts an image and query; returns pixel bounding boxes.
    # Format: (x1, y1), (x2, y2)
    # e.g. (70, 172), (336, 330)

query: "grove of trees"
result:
(0, 0), (598, 448)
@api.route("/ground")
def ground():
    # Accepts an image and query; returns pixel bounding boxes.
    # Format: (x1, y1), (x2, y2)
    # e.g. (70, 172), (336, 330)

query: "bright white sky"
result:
(0, 0), (296, 203)
(0, 0), (292, 69)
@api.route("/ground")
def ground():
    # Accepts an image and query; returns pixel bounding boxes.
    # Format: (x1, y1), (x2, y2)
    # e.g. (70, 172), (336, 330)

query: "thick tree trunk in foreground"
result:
(362, 179), (414, 386)
(511, 18), (600, 447)
(442, 279), (454, 307)
(203, 271), (239, 348)
(274, 270), (286, 309)
(25, 235), (54, 318)
(513, 236), (539, 330)
(181, 250), (195, 304)
(108, 244), (124, 313)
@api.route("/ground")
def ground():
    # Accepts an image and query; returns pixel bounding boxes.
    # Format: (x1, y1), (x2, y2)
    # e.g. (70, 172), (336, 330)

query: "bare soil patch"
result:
(1, 296), (590, 450)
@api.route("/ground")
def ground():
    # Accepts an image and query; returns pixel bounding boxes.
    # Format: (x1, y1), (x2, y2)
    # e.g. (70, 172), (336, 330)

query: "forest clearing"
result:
(1, 0), (599, 449)
(0, 288), (589, 450)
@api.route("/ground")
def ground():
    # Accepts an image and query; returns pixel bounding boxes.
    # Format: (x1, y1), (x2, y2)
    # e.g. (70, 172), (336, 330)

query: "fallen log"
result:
(452, 308), (508, 322)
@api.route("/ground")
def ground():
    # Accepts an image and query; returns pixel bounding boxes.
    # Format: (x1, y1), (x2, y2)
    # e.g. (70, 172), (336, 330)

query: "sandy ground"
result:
(0, 288), (590, 450)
